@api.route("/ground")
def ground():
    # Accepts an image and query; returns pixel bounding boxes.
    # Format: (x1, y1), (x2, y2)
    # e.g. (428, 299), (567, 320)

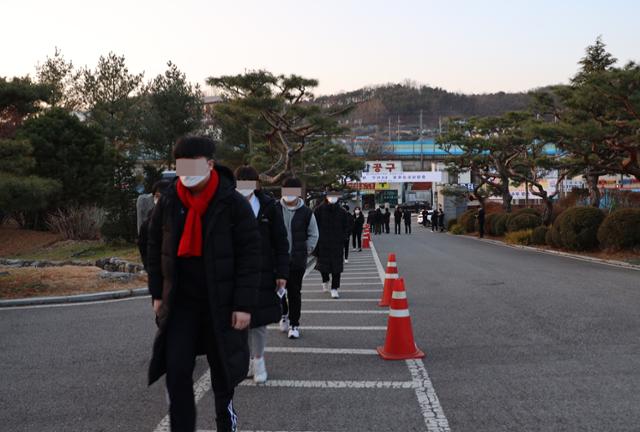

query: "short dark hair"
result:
(152, 180), (171, 195)
(234, 165), (259, 181)
(173, 136), (215, 160)
(282, 177), (303, 188)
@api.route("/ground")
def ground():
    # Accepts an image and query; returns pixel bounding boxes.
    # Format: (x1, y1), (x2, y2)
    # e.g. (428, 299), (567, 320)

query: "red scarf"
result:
(176, 169), (219, 257)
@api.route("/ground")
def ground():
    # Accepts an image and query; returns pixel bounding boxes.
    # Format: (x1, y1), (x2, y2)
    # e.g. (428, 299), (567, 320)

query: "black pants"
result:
(352, 230), (362, 249)
(321, 272), (341, 289)
(431, 222), (438, 232)
(384, 222), (390, 234)
(395, 222), (401, 234)
(282, 267), (305, 327)
(343, 239), (350, 260)
(479, 222), (485, 238)
(165, 298), (237, 432)
(405, 223), (411, 234)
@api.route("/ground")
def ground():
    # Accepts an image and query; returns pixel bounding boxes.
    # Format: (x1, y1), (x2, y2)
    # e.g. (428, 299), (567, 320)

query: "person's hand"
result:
(276, 279), (287, 289)
(231, 311), (251, 330)
(153, 299), (162, 316)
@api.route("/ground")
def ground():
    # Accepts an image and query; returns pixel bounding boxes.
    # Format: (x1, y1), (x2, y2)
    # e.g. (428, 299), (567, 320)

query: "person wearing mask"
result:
(234, 165), (289, 384)
(374, 206), (383, 235)
(394, 206), (403, 234)
(147, 136), (261, 432)
(403, 206), (412, 234)
(277, 178), (319, 339)
(343, 204), (354, 263)
(314, 192), (350, 299)
(366, 208), (375, 233)
(383, 207), (391, 234)
(352, 207), (364, 251)
(438, 205), (446, 232)
(421, 208), (429, 228)
(431, 208), (439, 232)
(138, 179), (170, 271)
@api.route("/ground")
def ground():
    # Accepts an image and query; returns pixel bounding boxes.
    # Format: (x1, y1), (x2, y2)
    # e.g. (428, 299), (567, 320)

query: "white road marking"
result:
(296, 310), (387, 314)
(301, 289), (382, 293)
(153, 370), (212, 432)
(302, 298), (379, 302)
(406, 359), (451, 432)
(240, 379), (420, 389)
(265, 347), (378, 355)
(305, 277), (381, 281)
(371, 241), (451, 432)
(267, 325), (386, 331)
(0, 294), (149, 311)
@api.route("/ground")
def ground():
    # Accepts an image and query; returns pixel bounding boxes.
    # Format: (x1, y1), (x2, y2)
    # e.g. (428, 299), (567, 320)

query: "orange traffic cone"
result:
(378, 253), (398, 307)
(377, 277), (425, 360)
(362, 225), (371, 249)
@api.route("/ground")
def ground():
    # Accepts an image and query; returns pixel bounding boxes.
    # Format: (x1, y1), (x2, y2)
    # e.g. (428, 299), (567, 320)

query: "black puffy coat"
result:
(251, 190), (289, 328)
(353, 212), (364, 233)
(146, 165), (261, 388)
(314, 202), (350, 274)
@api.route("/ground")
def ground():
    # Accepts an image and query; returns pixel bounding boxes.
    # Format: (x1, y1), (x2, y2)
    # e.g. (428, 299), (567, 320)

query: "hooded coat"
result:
(313, 202), (350, 274)
(146, 165), (261, 388)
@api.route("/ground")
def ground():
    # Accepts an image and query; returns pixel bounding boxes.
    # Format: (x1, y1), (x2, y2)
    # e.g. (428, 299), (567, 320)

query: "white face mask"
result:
(153, 197), (159, 205)
(238, 189), (254, 198)
(355, 210), (360, 214)
(180, 175), (208, 188)
(327, 197), (339, 204)
(283, 195), (297, 203)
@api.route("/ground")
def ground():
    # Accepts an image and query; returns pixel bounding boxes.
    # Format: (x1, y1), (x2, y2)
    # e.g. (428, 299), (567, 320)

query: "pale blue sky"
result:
(3, 0), (638, 95)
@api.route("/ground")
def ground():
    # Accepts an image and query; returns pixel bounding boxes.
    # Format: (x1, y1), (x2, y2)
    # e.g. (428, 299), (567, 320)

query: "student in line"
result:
(343, 204), (354, 263)
(403, 206), (412, 234)
(147, 136), (261, 432)
(394, 206), (403, 234)
(278, 177), (319, 339)
(352, 206), (364, 251)
(234, 165), (289, 384)
(314, 192), (350, 299)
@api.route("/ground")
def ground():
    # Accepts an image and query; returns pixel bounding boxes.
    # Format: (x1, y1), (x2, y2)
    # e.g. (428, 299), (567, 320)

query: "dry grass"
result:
(0, 225), (61, 257)
(0, 266), (148, 299)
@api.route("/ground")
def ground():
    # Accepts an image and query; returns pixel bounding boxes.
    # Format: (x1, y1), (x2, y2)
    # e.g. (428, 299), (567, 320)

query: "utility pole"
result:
(419, 110), (424, 170)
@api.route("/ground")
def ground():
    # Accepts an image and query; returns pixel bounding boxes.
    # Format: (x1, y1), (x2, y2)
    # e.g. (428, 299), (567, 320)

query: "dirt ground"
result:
(0, 266), (148, 299)
(0, 224), (61, 257)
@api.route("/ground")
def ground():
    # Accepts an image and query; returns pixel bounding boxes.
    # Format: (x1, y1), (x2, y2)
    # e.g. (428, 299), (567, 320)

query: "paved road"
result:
(1, 227), (639, 431)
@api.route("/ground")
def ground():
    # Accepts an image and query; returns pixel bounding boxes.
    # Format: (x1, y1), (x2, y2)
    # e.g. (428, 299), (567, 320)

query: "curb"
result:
(0, 287), (149, 308)
(460, 234), (640, 271)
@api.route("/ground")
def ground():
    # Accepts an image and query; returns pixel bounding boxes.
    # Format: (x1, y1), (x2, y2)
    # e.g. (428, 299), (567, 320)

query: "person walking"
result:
(147, 136), (261, 432)
(403, 207), (412, 234)
(343, 204), (354, 263)
(374, 206), (383, 235)
(383, 207), (391, 234)
(366, 208), (375, 234)
(314, 192), (350, 299)
(277, 178), (319, 340)
(477, 207), (485, 238)
(431, 208), (439, 232)
(352, 206), (364, 251)
(138, 179), (170, 271)
(438, 205), (445, 232)
(421, 208), (428, 228)
(394, 206), (402, 234)
(234, 166), (289, 384)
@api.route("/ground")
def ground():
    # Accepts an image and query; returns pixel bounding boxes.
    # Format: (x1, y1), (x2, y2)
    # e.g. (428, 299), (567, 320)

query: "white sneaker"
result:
(288, 326), (300, 339)
(247, 358), (254, 378)
(253, 357), (267, 384)
(331, 289), (340, 299)
(322, 282), (330, 292)
(279, 316), (289, 333)
(344, 259), (349, 264)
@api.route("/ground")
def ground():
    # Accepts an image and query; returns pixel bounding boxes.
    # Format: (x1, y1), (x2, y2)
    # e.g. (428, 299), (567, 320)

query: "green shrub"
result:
(447, 218), (458, 231)
(531, 226), (548, 245)
(597, 209), (640, 250)
(458, 209), (477, 233)
(513, 207), (542, 217)
(507, 213), (542, 232)
(556, 207), (606, 251)
(485, 213), (500, 236)
(450, 224), (465, 235)
(505, 229), (533, 245)
(493, 213), (512, 236)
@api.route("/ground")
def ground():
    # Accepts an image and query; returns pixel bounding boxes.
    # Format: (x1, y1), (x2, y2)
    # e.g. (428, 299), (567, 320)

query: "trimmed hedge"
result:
(458, 209), (477, 233)
(555, 207), (605, 251)
(493, 213), (512, 237)
(507, 213), (542, 232)
(505, 229), (533, 245)
(513, 207), (542, 217)
(531, 226), (548, 245)
(485, 213), (501, 236)
(545, 227), (555, 247)
(450, 224), (465, 235)
(447, 218), (458, 231)
(597, 209), (640, 250)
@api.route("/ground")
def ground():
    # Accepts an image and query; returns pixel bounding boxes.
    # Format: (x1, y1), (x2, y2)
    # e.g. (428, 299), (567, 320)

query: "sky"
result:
(2, 0), (638, 96)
